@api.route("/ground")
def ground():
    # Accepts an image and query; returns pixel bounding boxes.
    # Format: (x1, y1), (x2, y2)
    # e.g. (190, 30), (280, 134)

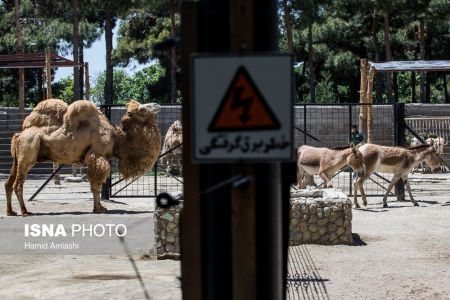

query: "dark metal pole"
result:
(349, 105), (353, 196)
(101, 105), (111, 200)
(395, 103), (405, 201)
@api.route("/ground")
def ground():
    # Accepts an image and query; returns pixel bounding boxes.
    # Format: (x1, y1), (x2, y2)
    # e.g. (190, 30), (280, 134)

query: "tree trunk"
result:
(411, 71), (416, 103)
(307, 21), (315, 103)
(281, 0), (293, 51)
(79, 42), (84, 99)
(104, 7), (114, 105)
(359, 59), (368, 137)
(419, 18), (427, 103)
(73, 0), (80, 101)
(37, 68), (43, 101)
(393, 72), (399, 102)
(426, 77), (431, 103)
(444, 74), (449, 103)
(383, 14), (394, 103)
(372, 14), (383, 103)
(169, 0), (177, 104)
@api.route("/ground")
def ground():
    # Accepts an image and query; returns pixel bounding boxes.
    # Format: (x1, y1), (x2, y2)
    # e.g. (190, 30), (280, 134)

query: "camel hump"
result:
(64, 100), (100, 129)
(22, 98), (68, 130)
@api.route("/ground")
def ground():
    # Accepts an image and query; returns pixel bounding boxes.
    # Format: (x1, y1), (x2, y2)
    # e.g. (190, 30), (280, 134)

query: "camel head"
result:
(172, 120), (182, 132)
(121, 100), (161, 130)
(116, 100), (162, 180)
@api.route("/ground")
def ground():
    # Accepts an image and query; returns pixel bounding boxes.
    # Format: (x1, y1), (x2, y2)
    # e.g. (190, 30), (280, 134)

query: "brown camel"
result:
(160, 120), (183, 174)
(5, 99), (161, 216)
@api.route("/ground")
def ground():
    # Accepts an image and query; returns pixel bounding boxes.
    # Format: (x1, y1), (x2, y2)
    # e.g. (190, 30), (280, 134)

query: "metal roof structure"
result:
(368, 60), (450, 72)
(0, 53), (83, 69)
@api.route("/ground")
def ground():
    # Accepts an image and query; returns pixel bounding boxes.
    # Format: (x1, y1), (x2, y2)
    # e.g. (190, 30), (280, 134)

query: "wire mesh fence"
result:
(101, 104), (183, 198)
(405, 117), (450, 166)
(0, 102), (423, 200)
(293, 103), (397, 197)
(0, 107), (91, 201)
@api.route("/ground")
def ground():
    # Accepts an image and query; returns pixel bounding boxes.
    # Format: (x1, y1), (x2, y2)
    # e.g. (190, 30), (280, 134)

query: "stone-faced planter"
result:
(154, 203), (182, 260)
(290, 189), (352, 245)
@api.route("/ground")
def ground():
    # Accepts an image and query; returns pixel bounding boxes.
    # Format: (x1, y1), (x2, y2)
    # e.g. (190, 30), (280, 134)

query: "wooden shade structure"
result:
(0, 52), (90, 100)
(359, 59), (450, 143)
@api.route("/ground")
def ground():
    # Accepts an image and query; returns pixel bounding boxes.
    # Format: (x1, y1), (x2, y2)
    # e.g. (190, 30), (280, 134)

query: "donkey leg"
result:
(382, 175), (402, 208)
(353, 180), (360, 208)
(84, 151), (110, 213)
(4, 158), (17, 216)
(358, 179), (368, 207)
(403, 176), (418, 207)
(319, 172), (333, 188)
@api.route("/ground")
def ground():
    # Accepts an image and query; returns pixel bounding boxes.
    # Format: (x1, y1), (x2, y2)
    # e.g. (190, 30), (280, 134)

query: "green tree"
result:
(90, 64), (168, 105)
(113, 0), (180, 103)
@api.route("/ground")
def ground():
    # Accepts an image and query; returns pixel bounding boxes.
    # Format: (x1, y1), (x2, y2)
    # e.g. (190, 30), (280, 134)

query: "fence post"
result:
(303, 104), (307, 145)
(154, 163), (158, 197)
(349, 105), (353, 196)
(395, 103), (405, 201)
(101, 105), (111, 200)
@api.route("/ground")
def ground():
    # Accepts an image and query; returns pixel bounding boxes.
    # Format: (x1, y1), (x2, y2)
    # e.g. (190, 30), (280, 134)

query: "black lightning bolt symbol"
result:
(230, 86), (253, 124)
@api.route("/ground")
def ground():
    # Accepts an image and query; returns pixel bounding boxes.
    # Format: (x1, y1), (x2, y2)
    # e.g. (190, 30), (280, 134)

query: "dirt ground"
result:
(0, 173), (449, 299)
(287, 173), (450, 300)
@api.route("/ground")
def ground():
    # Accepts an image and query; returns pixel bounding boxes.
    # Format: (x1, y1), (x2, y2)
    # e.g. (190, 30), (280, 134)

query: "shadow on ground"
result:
(287, 245), (330, 300)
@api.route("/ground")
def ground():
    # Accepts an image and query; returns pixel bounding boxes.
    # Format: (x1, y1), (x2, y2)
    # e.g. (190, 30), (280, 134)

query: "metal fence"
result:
(101, 104), (183, 198)
(294, 103), (399, 197)
(0, 103), (418, 200)
(0, 108), (91, 202)
(405, 117), (450, 166)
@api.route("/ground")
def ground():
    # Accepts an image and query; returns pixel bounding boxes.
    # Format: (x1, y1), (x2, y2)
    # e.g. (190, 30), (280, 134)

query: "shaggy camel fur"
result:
(297, 145), (365, 188)
(5, 99), (161, 216)
(23, 99), (69, 184)
(350, 143), (441, 208)
(160, 120), (183, 174)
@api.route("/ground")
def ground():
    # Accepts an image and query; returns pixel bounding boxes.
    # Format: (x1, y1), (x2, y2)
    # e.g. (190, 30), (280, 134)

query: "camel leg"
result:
(13, 163), (34, 217)
(382, 174), (402, 208)
(403, 175), (418, 207)
(5, 158), (17, 216)
(84, 151), (110, 213)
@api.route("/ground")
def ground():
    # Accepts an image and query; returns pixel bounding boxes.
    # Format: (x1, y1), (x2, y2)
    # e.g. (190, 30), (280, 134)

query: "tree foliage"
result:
(90, 64), (169, 105)
(281, 0), (450, 103)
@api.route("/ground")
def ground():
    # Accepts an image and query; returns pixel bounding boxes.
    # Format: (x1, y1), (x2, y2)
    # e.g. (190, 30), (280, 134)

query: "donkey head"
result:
(347, 145), (366, 177)
(423, 145), (442, 173)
